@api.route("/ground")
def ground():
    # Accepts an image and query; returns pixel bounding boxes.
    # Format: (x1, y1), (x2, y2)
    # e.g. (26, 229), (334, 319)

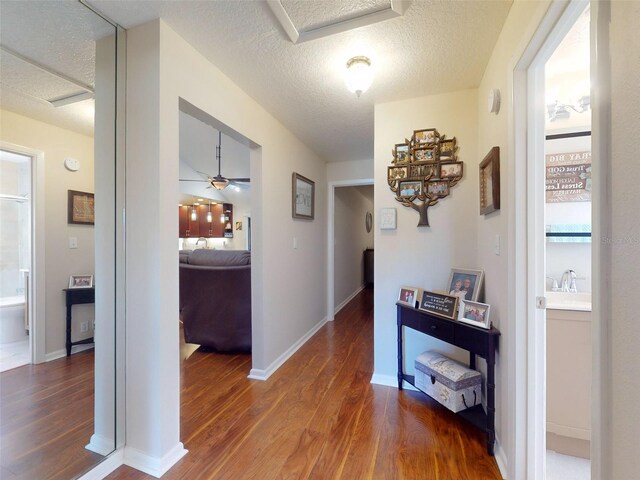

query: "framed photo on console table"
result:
(69, 274), (94, 289)
(447, 268), (484, 302)
(398, 286), (420, 307)
(458, 300), (491, 329)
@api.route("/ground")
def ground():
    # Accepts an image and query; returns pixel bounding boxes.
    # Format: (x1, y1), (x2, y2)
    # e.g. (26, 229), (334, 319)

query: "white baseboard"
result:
(124, 443), (188, 478)
(334, 285), (365, 315)
(76, 449), (124, 480)
(45, 344), (94, 362)
(86, 434), (115, 456)
(494, 435), (507, 479)
(248, 316), (328, 381)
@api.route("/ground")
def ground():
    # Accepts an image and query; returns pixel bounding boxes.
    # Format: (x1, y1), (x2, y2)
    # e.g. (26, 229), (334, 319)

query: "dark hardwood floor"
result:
(0, 349), (104, 480)
(109, 288), (501, 480)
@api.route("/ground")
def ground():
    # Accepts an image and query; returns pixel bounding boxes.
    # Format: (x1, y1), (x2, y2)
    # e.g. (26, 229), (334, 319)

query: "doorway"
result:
(0, 149), (32, 372)
(327, 179), (374, 320)
(514, 1), (595, 479)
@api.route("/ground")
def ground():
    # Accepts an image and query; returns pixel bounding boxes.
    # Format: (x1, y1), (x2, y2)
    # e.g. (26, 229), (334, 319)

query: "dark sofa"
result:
(179, 249), (251, 352)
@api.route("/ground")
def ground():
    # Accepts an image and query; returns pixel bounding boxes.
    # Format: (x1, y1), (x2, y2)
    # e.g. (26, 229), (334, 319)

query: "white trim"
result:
(76, 449), (124, 480)
(333, 284), (365, 316)
(494, 436), (508, 480)
(267, 1), (411, 44)
(0, 142), (46, 365)
(123, 443), (188, 478)
(369, 373), (398, 388)
(86, 434), (116, 456)
(248, 316), (328, 381)
(45, 344), (94, 362)
(327, 178), (374, 323)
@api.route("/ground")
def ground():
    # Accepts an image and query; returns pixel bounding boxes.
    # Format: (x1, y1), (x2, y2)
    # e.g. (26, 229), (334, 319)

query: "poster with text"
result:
(545, 150), (591, 202)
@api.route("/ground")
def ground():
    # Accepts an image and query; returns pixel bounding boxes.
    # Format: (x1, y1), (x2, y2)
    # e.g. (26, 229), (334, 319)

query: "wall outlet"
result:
(80, 321), (89, 333)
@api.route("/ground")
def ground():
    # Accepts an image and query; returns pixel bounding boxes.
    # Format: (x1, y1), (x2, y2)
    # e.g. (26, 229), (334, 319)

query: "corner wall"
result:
(124, 19), (327, 471)
(372, 88), (479, 387)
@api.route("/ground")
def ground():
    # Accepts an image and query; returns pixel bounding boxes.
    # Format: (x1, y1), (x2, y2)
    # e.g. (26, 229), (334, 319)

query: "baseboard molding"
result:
(86, 433), (115, 456)
(45, 344), (94, 362)
(124, 443), (188, 478)
(248, 316), (328, 381)
(369, 373), (418, 391)
(76, 448), (124, 480)
(333, 285), (365, 315)
(494, 435), (507, 480)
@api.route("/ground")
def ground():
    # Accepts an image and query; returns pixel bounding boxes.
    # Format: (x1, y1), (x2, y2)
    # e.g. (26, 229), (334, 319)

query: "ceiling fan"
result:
(179, 130), (250, 190)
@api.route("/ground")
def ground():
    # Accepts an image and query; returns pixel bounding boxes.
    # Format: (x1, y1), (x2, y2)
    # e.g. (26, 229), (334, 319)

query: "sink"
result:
(546, 291), (592, 311)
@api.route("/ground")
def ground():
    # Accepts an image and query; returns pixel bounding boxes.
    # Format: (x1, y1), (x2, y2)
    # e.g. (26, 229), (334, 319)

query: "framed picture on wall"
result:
(67, 190), (95, 225)
(292, 172), (315, 220)
(480, 147), (500, 215)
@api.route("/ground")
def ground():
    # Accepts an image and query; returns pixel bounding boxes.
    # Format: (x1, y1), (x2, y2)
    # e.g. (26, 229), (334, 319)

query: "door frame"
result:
(1, 142), (46, 364)
(512, 1), (596, 478)
(327, 178), (374, 320)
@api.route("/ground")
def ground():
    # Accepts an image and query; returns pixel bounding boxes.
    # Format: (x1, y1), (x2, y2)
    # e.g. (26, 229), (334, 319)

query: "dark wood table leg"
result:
(66, 303), (72, 357)
(397, 310), (403, 390)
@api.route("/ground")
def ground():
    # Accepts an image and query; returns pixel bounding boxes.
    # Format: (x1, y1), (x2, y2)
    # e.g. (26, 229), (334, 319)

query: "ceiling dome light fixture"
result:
(345, 56), (372, 97)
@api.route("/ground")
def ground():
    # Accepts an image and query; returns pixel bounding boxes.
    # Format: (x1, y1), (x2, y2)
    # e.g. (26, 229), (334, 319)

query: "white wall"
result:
(125, 19), (327, 470)
(475, 1), (552, 477)
(334, 185), (373, 310)
(373, 89), (479, 386)
(327, 158), (374, 183)
(0, 109), (95, 357)
(607, 1), (640, 477)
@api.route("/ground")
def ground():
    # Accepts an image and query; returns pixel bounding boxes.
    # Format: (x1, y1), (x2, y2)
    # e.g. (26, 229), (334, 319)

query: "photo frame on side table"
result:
(398, 286), (420, 308)
(447, 268), (484, 302)
(68, 190), (95, 225)
(480, 146), (500, 215)
(292, 172), (315, 220)
(458, 300), (491, 329)
(69, 275), (93, 289)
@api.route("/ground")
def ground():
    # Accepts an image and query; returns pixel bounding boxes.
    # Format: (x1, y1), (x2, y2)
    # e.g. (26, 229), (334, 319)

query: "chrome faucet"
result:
(561, 270), (578, 293)
(195, 237), (208, 248)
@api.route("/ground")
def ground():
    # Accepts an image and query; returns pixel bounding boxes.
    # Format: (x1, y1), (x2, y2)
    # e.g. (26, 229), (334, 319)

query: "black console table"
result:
(396, 303), (500, 455)
(64, 288), (95, 356)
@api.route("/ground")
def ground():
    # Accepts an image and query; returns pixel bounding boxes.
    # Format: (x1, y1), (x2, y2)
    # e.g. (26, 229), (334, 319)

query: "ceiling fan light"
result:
(211, 178), (229, 190)
(345, 56), (372, 97)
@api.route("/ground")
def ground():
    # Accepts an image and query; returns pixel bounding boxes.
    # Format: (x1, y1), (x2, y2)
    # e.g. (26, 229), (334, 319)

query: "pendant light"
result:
(206, 202), (213, 223)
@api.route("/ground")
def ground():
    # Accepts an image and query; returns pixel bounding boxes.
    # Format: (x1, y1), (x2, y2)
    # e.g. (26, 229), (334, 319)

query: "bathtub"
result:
(0, 296), (28, 344)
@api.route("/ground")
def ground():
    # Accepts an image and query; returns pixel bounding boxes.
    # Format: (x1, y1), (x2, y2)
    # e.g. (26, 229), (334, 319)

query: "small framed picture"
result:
(413, 145), (437, 162)
(413, 128), (439, 145)
(398, 286), (420, 307)
(69, 274), (93, 289)
(409, 163), (436, 179)
(480, 146), (500, 215)
(379, 208), (397, 230)
(393, 143), (410, 163)
(235, 221), (242, 231)
(440, 162), (463, 179)
(458, 300), (491, 329)
(398, 180), (422, 198)
(388, 166), (408, 181)
(68, 190), (95, 225)
(292, 172), (315, 220)
(418, 290), (459, 320)
(447, 268), (484, 302)
(439, 138), (457, 159)
(427, 180), (450, 197)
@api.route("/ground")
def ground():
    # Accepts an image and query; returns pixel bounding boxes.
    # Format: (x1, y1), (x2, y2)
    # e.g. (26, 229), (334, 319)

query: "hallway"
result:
(109, 288), (501, 479)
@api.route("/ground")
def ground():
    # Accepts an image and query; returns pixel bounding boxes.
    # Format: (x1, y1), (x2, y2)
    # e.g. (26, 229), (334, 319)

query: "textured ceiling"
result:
(89, 0), (513, 162)
(2, 0), (513, 162)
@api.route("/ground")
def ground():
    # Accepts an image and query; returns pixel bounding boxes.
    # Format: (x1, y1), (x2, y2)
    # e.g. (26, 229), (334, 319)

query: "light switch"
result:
(494, 234), (500, 255)
(69, 237), (78, 249)
(293, 237), (298, 250)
